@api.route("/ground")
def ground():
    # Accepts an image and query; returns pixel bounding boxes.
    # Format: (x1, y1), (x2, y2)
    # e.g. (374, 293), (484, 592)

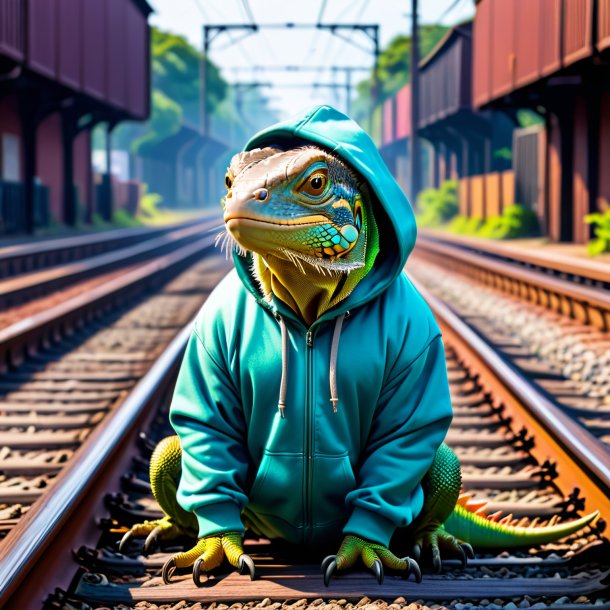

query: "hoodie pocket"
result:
(247, 451), (304, 529)
(312, 453), (356, 527)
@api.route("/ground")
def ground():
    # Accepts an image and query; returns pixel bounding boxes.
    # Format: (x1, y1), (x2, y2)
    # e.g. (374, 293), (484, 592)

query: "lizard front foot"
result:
(412, 525), (474, 573)
(119, 516), (188, 555)
(162, 532), (256, 586)
(321, 535), (421, 586)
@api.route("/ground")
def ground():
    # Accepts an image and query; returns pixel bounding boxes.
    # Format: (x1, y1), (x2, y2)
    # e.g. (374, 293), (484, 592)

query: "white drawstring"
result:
(276, 312), (347, 418)
(277, 314), (288, 418)
(329, 313), (345, 413)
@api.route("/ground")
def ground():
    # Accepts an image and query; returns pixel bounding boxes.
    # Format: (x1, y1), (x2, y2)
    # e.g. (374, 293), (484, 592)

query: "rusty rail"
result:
(415, 233), (610, 331)
(418, 230), (610, 285)
(0, 218), (219, 308)
(0, 320), (192, 607)
(0, 226), (220, 370)
(0, 217), (208, 279)
(412, 278), (610, 523)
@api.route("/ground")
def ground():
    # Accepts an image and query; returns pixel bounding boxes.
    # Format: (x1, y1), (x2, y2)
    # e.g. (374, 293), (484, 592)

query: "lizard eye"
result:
(300, 169), (328, 198)
(225, 173), (233, 190)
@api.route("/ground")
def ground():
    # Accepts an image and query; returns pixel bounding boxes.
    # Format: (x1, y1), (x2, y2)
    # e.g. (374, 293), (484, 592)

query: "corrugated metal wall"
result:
(572, 98), (589, 244)
(126, 0), (149, 118)
(2, 0), (149, 120)
(563, 0), (593, 66)
(382, 98), (394, 147)
(598, 91), (610, 211)
(541, 0), (562, 75)
(0, 0), (24, 61)
(473, 0), (492, 107)
(514, 1), (541, 88)
(598, 0), (610, 50)
(58, 0), (82, 90)
(27, 0), (57, 79)
(395, 85), (411, 140)
(419, 31), (469, 127)
(490, 0), (515, 99)
(513, 126), (544, 213)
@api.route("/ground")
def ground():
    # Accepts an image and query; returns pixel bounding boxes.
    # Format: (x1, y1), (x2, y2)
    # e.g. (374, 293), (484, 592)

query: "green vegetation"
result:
(448, 215), (483, 235)
(113, 28), (229, 152)
(585, 210), (610, 256)
(450, 205), (539, 239)
(416, 180), (459, 228)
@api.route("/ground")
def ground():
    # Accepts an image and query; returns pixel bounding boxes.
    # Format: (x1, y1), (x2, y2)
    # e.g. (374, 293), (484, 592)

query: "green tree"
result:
(131, 89), (183, 156)
(151, 28), (227, 127)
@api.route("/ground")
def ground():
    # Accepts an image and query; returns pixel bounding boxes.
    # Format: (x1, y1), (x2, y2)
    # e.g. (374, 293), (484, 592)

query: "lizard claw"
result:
(322, 555), (337, 587)
(193, 557), (208, 587)
(401, 557), (422, 583)
(238, 554), (257, 580)
(143, 525), (163, 555)
(371, 558), (384, 584)
(118, 530), (133, 553)
(461, 542), (475, 560)
(162, 557), (177, 585)
(456, 544), (467, 568)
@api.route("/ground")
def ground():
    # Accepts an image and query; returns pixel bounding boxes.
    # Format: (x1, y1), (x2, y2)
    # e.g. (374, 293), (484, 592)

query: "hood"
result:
(232, 104), (417, 321)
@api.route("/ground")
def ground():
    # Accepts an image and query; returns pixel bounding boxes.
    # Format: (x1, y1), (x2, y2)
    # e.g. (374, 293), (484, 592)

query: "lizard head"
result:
(220, 145), (369, 273)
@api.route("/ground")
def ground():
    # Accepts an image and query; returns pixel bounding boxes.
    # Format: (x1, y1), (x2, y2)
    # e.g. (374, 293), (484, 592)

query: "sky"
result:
(148, 0), (475, 118)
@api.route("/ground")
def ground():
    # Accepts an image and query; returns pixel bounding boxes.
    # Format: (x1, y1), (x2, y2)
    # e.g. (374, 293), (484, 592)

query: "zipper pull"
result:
(306, 330), (313, 347)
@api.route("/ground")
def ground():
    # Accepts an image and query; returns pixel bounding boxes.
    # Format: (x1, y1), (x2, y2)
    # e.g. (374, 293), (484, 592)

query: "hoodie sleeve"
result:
(343, 334), (453, 547)
(169, 327), (248, 538)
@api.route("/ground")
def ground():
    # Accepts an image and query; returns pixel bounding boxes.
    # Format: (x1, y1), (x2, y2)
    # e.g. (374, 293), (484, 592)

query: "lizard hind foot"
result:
(119, 517), (184, 555)
(414, 527), (475, 573)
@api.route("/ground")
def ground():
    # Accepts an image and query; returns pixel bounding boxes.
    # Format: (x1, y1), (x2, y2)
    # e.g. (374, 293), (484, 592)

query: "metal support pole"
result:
(370, 27), (380, 129)
(409, 0), (421, 206)
(201, 25), (209, 136)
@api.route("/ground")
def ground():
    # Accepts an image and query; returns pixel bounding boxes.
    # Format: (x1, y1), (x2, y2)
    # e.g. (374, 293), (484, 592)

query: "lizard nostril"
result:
(226, 190), (233, 199)
(254, 189), (269, 201)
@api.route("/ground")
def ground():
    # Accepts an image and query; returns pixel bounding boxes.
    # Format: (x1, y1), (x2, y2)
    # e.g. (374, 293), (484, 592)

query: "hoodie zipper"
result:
(304, 327), (314, 542)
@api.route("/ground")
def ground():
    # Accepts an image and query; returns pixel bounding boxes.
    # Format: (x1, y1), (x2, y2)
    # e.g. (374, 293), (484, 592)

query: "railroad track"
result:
(0, 218), (207, 279)
(0, 222), (231, 542)
(416, 232), (610, 331)
(411, 237), (610, 450)
(1, 265), (607, 609)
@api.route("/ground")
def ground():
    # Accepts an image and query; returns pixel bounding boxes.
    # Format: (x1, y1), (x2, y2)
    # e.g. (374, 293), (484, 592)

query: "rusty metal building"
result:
(473, 0), (610, 243)
(0, 0), (152, 234)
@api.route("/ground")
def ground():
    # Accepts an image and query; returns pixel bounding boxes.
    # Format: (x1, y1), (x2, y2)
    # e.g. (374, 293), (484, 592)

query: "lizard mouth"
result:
(224, 214), (328, 227)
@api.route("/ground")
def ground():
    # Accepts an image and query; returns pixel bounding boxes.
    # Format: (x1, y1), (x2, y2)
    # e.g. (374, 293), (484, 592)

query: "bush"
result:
(449, 215), (483, 235)
(113, 208), (143, 227)
(416, 180), (459, 228)
(478, 204), (539, 239)
(139, 191), (164, 220)
(449, 205), (539, 239)
(585, 209), (610, 256)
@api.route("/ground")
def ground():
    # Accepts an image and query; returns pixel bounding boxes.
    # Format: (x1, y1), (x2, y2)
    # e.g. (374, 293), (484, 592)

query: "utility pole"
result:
(409, 0), (421, 207)
(200, 26), (209, 136)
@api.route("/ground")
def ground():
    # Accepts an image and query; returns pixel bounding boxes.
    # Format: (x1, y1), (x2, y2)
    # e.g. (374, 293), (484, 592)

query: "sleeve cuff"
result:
(343, 506), (396, 547)
(195, 501), (245, 538)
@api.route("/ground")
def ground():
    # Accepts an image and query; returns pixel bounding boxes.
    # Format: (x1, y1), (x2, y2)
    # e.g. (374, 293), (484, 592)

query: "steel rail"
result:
(0, 217), (208, 279)
(0, 319), (194, 606)
(412, 278), (610, 523)
(414, 236), (610, 331)
(0, 225), (222, 370)
(418, 230), (610, 285)
(0, 218), (219, 308)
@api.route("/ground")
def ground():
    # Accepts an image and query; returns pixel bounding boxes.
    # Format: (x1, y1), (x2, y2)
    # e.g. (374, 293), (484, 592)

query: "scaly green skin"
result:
(120, 146), (599, 584)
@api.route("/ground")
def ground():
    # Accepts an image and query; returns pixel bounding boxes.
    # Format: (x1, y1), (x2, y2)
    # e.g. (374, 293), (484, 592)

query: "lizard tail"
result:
(444, 503), (599, 547)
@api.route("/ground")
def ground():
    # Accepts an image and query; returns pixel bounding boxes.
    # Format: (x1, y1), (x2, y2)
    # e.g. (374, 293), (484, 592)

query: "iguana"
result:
(119, 106), (598, 587)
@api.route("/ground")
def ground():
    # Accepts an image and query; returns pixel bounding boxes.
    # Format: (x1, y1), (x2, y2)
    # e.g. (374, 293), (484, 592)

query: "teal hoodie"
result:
(170, 105), (453, 547)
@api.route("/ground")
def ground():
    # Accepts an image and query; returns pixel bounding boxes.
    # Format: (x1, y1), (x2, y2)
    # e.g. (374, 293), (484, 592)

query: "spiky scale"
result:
(444, 504), (599, 548)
